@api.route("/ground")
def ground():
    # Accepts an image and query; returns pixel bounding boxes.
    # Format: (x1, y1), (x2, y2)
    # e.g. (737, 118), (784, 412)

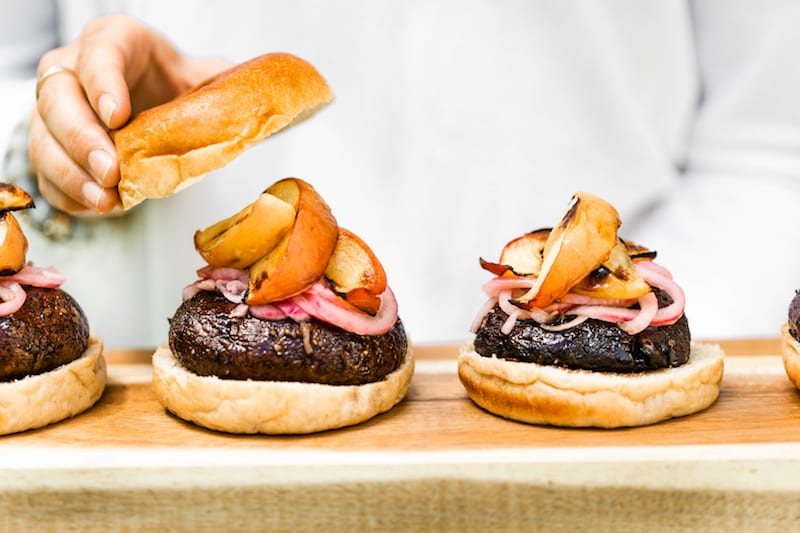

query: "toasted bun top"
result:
(112, 52), (334, 209)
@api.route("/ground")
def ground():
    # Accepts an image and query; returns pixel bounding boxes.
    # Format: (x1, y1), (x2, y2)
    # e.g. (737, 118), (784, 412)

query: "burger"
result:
(780, 292), (800, 388)
(152, 178), (412, 434)
(0, 183), (105, 435)
(109, 52), (411, 434)
(458, 191), (724, 428)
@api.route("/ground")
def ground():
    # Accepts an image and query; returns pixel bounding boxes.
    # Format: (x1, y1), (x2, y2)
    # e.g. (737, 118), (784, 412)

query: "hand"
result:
(29, 15), (230, 214)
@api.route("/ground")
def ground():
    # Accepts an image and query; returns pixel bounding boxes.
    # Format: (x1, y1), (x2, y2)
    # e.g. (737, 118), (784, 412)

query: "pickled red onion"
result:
(248, 303), (288, 320)
(216, 279), (248, 303)
(471, 260), (686, 335)
(540, 315), (589, 332)
(470, 296), (499, 333)
(4, 265), (65, 288)
(230, 303), (250, 318)
(292, 281), (398, 335)
(559, 293), (638, 307)
(0, 265), (65, 317)
(482, 276), (535, 295)
(196, 265), (249, 283)
(501, 310), (522, 334)
(186, 264), (397, 333)
(636, 261), (685, 326)
(0, 280), (26, 316)
(275, 300), (312, 322)
(636, 260), (673, 280)
(617, 291), (658, 335)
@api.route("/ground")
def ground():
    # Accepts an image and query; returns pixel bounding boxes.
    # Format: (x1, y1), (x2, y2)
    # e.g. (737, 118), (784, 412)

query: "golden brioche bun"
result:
(151, 343), (414, 434)
(112, 52), (334, 209)
(780, 323), (800, 388)
(458, 342), (724, 428)
(0, 333), (106, 435)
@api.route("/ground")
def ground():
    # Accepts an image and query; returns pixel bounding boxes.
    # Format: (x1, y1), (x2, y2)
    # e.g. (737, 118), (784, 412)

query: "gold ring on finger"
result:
(35, 66), (78, 101)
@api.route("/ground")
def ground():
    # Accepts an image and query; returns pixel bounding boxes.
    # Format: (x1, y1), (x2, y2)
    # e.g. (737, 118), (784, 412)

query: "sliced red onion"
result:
(540, 315), (589, 332)
(482, 276), (536, 296)
(291, 281), (398, 335)
(182, 279), (216, 301)
(473, 260), (686, 336)
(275, 300), (312, 322)
(196, 265), (249, 283)
(542, 302), (575, 314)
(617, 291), (658, 335)
(501, 310), (521, 335)
(5, 265), (65, 288)
(470, 296), (499, 333)
(636, 260), (673, 280)
(496, 289), (521, 316)
(230, 303), (250, 318)
(216, 279), (248, 304)
(182, 284), (202, 302)
(559, 293), (638, 307)
(188, 264), (387, 330)
(248, 303), (288, 320)
(567, 304), (639, 323)
(0, 280), (26, 316)
(496, 289), (553, 328)
(636, 261), (685, 326)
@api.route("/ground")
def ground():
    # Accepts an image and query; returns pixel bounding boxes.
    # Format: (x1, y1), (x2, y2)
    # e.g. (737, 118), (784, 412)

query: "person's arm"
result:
(26, 14), (229, 214)
(629, 0), (800, 337)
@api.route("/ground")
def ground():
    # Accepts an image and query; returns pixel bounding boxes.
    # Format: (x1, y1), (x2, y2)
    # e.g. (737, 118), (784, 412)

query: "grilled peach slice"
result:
(497, 228), (550, 277)
(324, 228), (387, 315)
(194, 191), (296, 268)
(0, 213), (28, 276)
(0, 183), (35, 213)
(571, 239), (651, 300)
(517, 192), (620, 308)
(246, 178), (338, 305)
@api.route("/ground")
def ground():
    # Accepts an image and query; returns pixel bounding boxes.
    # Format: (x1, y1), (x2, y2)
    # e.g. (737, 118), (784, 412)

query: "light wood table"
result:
(2, 338), (799, 532)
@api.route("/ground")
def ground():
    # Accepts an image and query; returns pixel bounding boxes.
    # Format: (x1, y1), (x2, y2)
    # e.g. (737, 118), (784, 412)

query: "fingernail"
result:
(98, 93), (117, 126)
(88, 150), (113, 183)
(82, 181), (104, 210)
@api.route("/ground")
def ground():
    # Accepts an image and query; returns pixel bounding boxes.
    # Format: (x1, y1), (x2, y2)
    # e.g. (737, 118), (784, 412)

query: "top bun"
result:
(112, 52), (334, 209)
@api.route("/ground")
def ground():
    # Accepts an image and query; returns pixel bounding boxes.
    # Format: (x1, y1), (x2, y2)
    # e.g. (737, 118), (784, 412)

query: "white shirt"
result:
(2, 0), (800, 348)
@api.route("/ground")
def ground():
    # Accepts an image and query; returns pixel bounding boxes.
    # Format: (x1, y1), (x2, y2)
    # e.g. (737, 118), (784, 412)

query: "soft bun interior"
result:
(112, 52), (334, 209)
(0, 333), (106, 435)
(151, 343), (414, 434)
(458, 342), (724, 428)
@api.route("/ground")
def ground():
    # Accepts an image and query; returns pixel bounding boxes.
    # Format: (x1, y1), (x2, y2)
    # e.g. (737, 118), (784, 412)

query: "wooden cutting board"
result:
(2, 338), (798, 450)
(2, 338), (799, 533)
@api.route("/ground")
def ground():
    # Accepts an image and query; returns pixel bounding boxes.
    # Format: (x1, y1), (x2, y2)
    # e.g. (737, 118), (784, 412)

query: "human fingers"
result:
(35, 15), (179, 195)
(75, 15), (225, 127)
(35, 48), (120, 190)
(29, 112), (121, 214)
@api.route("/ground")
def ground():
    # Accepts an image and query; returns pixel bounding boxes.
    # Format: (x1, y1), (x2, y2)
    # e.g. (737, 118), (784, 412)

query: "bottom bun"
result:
(780, 323), (800, 389)
(458, 342), (724, 428)
(0, 333), (106, 435)
(151, 343), (414, 434)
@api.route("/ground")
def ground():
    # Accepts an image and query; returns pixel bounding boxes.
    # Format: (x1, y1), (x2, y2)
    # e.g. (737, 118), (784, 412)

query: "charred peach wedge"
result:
(246, 178), (338, 305)
(517, 192), (620, 308)
(324, 228), (387, 315)
(0, 184), (33, 276)
(571, 239), (651, 300)
(194, 190), (296, 269)
(497, 228), (549, 277)
(0, 183), (35, 212)
(0, 213), (28, 276)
